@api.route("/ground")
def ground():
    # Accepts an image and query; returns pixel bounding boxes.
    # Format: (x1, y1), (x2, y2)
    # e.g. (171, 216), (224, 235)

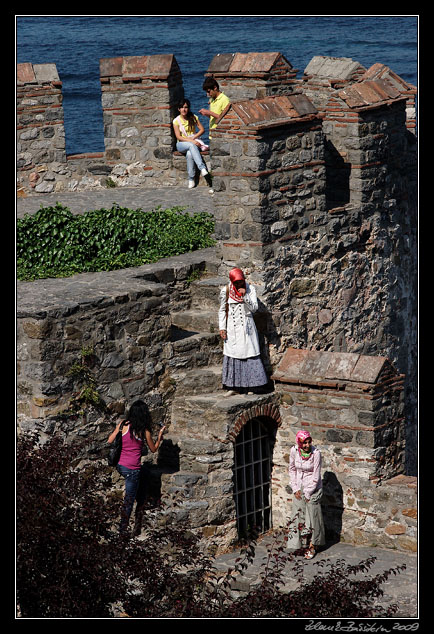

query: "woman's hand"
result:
(181, 138), (201, 147)
(219, 329), (227, 340)
(156, 425), (166, 451)
(295, 491), (302, 500)
(108, 419), (124, 444)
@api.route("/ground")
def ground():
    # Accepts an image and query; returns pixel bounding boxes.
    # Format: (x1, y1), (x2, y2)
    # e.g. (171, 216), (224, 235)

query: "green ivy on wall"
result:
(17, 203), (216, 281)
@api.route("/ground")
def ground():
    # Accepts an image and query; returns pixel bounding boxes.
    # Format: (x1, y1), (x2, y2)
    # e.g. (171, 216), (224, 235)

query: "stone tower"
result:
(208, 55), (417, 475)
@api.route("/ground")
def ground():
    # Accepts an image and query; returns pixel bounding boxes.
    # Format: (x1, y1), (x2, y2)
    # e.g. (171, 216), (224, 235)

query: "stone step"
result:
(169, 364), (222, 396)
(170, 390), (279, 440)
(171, 309), (218, 333)
(131, 247), (221, 284)
(168, 326), (222, 371)
(189, 276), (227, 310)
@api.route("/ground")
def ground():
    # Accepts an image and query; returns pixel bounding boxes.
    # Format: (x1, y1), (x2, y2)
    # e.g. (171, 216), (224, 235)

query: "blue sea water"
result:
(16, 15), (418, 156)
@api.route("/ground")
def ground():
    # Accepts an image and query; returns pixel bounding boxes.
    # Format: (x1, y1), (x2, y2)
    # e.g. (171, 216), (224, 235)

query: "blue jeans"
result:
(176, 141), (207, 179)
(117, 464), (141, 532)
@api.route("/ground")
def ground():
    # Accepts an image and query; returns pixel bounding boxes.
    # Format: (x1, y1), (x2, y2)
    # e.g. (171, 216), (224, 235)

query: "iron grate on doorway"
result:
(234, 417), (274, 539)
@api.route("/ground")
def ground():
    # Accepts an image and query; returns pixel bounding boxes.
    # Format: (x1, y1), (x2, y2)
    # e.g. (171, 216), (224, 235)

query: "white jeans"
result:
(176, 141), (207, 180)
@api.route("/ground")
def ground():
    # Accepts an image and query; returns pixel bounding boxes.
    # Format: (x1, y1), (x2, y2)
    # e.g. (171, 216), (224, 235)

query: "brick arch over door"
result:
(228, 402), (281, 443)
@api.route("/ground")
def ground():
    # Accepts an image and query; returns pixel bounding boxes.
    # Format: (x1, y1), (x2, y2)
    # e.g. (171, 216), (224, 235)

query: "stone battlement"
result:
(17, 52), (416, 196)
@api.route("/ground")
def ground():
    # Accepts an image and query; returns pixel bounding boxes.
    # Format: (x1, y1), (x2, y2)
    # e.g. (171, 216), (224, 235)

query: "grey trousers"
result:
(287, 486), (326, 548)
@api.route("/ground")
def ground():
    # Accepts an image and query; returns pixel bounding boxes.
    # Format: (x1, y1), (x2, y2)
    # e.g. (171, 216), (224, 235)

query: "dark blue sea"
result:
(16, 15), (418, 156)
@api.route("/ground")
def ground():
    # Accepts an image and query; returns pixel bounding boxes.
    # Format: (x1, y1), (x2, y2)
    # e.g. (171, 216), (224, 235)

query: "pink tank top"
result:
(118, 425), (144, 470)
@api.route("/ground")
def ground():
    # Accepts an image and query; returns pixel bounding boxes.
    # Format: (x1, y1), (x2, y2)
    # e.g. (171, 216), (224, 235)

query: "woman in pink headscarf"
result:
(218, 268), (268, 396)
(287, 430), (325, 559)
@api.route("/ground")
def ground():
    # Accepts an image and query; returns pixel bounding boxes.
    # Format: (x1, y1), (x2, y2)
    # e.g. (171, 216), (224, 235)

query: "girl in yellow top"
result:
(173, 99), (210, 189)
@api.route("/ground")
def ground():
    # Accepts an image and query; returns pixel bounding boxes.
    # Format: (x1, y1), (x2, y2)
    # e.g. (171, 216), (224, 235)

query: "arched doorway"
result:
(233, 416), (277, 539)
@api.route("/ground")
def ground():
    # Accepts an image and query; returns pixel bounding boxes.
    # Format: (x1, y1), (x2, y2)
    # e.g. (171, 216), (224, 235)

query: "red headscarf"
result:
(228, 268), (246, 302)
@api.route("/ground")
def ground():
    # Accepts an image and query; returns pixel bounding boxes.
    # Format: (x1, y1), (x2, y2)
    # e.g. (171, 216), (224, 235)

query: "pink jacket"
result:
(289, 445), (322, 500)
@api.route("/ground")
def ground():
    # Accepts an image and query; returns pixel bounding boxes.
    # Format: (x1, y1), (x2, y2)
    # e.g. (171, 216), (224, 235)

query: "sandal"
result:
(304, 545), (316, 560)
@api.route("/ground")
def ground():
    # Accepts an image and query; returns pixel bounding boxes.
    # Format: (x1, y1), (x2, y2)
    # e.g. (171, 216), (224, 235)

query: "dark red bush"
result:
(16, 432), (404, 618)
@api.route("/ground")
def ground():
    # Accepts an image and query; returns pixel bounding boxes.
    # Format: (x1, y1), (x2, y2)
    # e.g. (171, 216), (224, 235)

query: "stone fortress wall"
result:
(16, 51), (417, 553)
(16, 52), (416, 195)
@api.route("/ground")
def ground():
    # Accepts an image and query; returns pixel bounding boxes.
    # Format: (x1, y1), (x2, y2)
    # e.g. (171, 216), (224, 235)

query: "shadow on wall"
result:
(321, 471), (344, 546)
(254, 299), (280, 392)
(324, 139), (351, 209)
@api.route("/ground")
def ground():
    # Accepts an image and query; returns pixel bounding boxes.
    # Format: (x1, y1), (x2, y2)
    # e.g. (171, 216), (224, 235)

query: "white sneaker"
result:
(209, 188), (214, 194)
(200, 168), (208, 176)
(188, 180), (195, 189)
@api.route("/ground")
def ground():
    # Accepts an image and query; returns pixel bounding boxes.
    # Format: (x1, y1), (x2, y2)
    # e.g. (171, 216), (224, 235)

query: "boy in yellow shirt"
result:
(199, 78), (231, 138)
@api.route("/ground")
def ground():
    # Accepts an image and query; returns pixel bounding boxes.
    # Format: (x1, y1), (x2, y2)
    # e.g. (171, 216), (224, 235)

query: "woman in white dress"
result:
(218, 268), (268, 396)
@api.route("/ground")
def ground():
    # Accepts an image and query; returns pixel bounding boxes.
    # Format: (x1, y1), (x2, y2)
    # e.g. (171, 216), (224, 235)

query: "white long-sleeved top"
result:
(289, 445), (322, 500)
(218, 283), (261, 359)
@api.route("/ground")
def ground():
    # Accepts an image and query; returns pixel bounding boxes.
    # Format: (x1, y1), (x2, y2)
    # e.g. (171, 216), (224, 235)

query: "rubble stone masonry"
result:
(17, 52), (417, 553)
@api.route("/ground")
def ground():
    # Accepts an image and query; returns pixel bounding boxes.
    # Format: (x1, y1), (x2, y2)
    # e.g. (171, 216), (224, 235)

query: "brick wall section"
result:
(205, 51), (299, 101)
(17, 280), (172, 420)
(16, 250), (217, 422)
(269, 348), (416, 552)
(272, 348), (406, 481)
(165, 390), (282, 549)
(16, 53), (417, 196)
(99, 54), (185, 185)
(301, 56), (416, 133)
(322, 84), (410, 209)
(210, 94), (325, 268)
(17, 63), (67, 195)
(16, 52), (418, 551)
(301, 55), (367, 112)
(210, 87), (416, 474)
(16, 55), (198, 194)
(359, 63), (417, 133)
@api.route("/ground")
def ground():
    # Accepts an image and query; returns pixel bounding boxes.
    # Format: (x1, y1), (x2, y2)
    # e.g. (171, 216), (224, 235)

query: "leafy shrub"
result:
(16, 432), (217, 618)
(16, 432), (404, 618)
(17, 203), (216, 281)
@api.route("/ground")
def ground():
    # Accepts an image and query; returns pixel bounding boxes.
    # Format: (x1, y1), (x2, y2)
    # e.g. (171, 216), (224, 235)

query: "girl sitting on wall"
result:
(172, 99), (212, 191)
